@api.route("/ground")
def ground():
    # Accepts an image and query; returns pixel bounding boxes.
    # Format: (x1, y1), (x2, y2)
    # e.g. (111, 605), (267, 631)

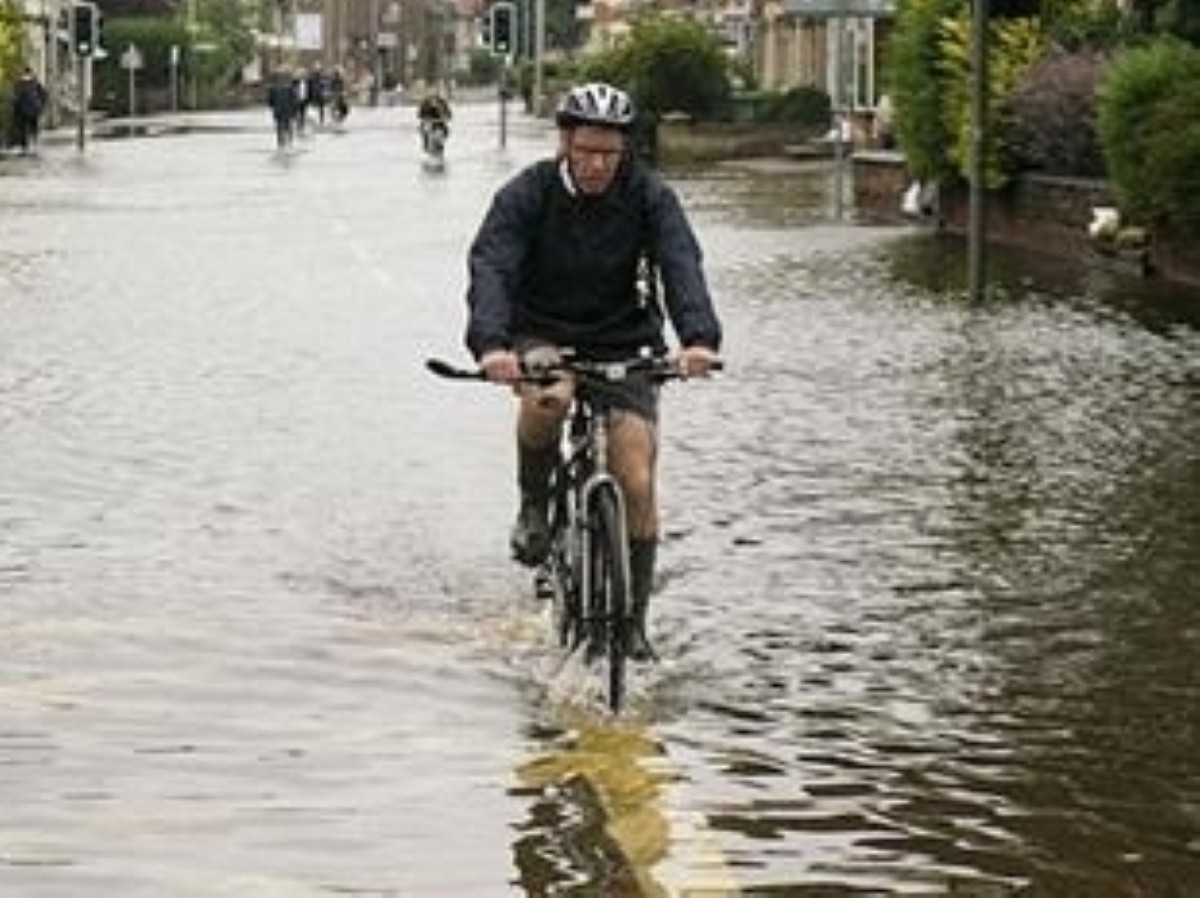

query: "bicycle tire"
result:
(587, 485), (630, 713)
(542, 470), (582, 650)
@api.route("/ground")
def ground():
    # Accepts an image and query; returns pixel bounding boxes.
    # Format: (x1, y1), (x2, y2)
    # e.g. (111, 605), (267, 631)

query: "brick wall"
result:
(851, 152), (1200, 286)
(852, 150), (913, 223)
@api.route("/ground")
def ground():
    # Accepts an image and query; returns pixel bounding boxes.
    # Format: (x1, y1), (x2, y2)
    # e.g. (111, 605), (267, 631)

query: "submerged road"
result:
(2, 100), (1200, 896)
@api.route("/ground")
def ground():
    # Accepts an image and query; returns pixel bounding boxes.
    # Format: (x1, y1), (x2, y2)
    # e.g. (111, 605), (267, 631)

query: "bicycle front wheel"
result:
(587, 485), (631, 713)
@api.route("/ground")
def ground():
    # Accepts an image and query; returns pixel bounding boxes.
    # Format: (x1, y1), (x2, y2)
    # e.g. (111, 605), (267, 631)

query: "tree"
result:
(187, 0), (257, 91)
(1098, 37), (1200, 227)
(580, 16), (731, 120)
(0, 0), (23, 145)
(886, 0), (963, 183)
(938, 11), (1045, 187)
(887, 0), (1044, 186)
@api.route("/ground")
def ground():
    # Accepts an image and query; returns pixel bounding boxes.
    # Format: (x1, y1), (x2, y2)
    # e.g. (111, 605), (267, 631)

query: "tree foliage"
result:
(187, 0), (256, 87)
(93, 16), (189, 110)
(886, 0), (962, 183)
(1097, 37), (1200, 227)
(1010, 47), (1107, 176)
(101, 0), (178, 14)
(1039, 0), (1125, 49)
(937, 12), (1045, 187)
(0, 0), (23, 144)
(757, 85), (831, 128)
(579, 16), (731, 119)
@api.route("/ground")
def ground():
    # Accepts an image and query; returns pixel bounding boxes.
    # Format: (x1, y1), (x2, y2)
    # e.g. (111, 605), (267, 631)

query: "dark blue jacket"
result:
(465, 157), (722, 359)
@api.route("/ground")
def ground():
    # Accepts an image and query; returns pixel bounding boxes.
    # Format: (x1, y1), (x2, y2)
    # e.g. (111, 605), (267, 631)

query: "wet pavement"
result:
(2, 102), (1200, 897)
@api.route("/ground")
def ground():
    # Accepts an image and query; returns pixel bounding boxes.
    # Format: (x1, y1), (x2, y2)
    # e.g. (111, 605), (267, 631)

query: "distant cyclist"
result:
(462, 81), (722, 658)
(417, 91), (452, 154)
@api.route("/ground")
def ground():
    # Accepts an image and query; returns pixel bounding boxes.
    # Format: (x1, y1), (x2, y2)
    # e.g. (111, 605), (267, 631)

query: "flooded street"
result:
(2, 102), (1199, 896)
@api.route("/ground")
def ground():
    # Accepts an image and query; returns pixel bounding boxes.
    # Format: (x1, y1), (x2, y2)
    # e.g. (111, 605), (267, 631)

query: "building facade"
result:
(278, 0), (465, 93)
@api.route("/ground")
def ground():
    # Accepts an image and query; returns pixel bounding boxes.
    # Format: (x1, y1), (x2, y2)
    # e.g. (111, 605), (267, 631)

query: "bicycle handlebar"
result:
(425, 352), (723, 385)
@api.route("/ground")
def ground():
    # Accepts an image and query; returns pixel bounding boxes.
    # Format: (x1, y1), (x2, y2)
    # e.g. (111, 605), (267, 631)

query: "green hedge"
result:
(92, 17), (190, 113)
(1, 0), (24, 145)
(1098, 37), (1200, 228)
(579, 16), (731, 120)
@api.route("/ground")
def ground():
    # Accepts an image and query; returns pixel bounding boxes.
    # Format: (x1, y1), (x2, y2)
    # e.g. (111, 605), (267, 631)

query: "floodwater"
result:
(2, 103), (1199, 897)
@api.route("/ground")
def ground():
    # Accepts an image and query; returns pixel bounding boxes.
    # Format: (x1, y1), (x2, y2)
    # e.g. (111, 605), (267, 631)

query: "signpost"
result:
(170, 45), (180, 113)
(121, 43), (144, 118)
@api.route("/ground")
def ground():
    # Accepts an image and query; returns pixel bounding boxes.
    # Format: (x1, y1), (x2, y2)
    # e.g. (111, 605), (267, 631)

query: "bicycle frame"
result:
(560, 392), (632, 633)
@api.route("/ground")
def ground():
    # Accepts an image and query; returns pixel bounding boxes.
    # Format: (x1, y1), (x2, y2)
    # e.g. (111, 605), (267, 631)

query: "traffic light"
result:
(489, 1), (516, 57)
(71, 1), (99, 57)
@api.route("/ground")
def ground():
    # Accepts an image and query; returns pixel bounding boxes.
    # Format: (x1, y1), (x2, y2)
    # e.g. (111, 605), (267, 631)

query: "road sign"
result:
(120, 44), (143, 70)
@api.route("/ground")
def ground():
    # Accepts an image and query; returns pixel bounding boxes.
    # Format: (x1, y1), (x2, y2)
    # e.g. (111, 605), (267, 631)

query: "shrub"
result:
(936, 12), (1046, 187)
(1040, 0), (1125, 50)
(1010, 47), (1108, 176)
(92, 17), (190, 111)
(887, 0), (963, 183)
(0, 0), (23, 146)
(1097, 37), (1200, 227)
(580, 16), (731, 120)
(757, 85), (832, 129)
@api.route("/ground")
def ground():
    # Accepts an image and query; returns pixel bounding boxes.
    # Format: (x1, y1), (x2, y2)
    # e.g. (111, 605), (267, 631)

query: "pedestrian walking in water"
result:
(267, 71), (297, 149)
(307, 65), (328, 126)
(10, 67), (47, 155)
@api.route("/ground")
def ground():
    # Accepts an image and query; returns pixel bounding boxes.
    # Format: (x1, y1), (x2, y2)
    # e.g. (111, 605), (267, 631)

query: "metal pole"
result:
(533, 0), (545, 114)
(499, 63), (508, 148)
(188, 0), (198, 110)
(833, 11), (845, 220)
(170, 46), (179, 113)
(968, 0), (988, 301)
(76, 53), (86, 151)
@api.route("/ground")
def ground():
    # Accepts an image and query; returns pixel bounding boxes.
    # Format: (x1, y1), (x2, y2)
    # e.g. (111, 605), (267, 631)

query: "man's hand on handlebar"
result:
(479, 349), (523, 385)
(676, 345), (721, 379)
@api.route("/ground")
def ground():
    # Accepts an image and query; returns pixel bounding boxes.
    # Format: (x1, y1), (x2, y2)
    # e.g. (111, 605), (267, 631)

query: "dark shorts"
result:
(515, 339), (660, 423)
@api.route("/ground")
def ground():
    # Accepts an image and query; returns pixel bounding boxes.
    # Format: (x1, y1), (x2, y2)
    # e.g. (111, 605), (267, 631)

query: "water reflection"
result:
(511, 719), (673, 896)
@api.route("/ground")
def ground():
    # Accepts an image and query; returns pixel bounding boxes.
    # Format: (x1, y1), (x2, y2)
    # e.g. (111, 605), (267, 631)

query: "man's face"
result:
(563, 125), (626, 196)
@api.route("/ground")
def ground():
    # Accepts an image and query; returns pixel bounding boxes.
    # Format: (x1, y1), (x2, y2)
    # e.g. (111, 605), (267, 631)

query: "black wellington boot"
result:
(509, 443), (559, 567)
(627, 538), (658, 662)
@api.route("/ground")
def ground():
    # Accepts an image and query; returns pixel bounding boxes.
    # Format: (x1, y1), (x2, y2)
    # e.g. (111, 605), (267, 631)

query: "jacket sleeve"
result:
(647, 177), (723, 352)
(464, 167), (543, 359)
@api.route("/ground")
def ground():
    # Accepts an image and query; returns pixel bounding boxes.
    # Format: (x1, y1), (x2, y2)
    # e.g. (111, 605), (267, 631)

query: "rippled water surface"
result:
(3, 105), (1199, 896)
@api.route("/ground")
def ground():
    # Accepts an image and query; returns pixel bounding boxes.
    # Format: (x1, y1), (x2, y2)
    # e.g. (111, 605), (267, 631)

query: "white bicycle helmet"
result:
(555, 82), (636, 131)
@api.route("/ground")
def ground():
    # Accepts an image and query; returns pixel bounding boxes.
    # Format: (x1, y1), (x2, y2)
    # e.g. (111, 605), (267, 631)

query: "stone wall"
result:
(851, 152), (1200, 286)
(938, 173), (1114, 260)
(658, 119), (820, 164)
(851, 150), (913, 223)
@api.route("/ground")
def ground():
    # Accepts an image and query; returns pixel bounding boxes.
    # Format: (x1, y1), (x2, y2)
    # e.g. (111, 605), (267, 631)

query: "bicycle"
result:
(420, 118), (449, 162)
(426, 350), (717, 713)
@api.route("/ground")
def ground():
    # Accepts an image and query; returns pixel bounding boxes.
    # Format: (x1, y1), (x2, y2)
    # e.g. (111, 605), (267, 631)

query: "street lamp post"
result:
(533, 0), (544, 114)
(968, 0), (989, 301)
(187, 0), (198, 109)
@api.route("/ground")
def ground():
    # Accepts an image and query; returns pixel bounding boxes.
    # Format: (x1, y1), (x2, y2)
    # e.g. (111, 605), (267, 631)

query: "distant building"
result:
(761, 0), (895, 111)
(271, 0), (463, 93)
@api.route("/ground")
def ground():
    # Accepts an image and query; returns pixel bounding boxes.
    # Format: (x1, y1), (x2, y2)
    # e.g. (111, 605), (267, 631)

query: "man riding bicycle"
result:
(463, 81), (723, 659)
(417, 91), (452, 153)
